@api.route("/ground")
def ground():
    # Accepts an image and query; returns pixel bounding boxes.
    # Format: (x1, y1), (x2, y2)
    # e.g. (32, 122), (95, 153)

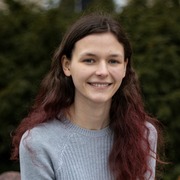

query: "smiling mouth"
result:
(88, 82), (112, 87)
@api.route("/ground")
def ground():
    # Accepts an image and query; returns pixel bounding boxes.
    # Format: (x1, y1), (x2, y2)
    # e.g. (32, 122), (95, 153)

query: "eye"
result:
(83, 59), (95, 64)
(108, 59), (120, 64)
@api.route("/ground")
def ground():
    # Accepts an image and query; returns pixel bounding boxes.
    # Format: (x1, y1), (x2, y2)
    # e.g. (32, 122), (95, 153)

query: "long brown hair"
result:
(11, 13), (161, 179)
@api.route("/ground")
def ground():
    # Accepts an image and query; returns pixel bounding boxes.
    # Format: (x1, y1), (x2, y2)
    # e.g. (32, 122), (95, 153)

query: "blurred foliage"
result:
(118, 0), (180, 179)
(0, 0), (179, 179)
(86, 0), (115, 13)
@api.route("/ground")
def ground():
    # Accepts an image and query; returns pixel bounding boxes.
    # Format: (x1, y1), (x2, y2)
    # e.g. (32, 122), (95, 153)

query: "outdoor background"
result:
(0, 0), (179, 179)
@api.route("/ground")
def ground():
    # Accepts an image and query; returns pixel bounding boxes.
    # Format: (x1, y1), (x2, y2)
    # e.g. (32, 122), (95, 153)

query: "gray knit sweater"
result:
(20, 118), (157, 180)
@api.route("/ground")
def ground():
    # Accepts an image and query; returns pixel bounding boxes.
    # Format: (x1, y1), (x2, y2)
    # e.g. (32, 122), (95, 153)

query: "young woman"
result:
(11, 13), (161, 180)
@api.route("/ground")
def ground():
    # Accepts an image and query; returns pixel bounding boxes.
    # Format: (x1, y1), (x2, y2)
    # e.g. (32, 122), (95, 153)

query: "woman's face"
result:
(62, 32), (128, 105)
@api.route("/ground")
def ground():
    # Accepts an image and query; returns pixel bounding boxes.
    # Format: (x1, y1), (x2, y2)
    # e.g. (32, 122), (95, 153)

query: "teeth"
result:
(90, 83), (109, 87)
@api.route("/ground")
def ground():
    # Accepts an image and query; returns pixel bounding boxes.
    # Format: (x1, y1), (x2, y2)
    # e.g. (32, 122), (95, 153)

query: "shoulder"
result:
(19, 119), (70, 178)
(145, 121), (158, 139)
(20, 119), (70, 152)
(144, 121), (158, 151)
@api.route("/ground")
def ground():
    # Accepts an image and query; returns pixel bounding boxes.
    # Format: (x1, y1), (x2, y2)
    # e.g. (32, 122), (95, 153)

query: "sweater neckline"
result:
(61, 118), (112, 137)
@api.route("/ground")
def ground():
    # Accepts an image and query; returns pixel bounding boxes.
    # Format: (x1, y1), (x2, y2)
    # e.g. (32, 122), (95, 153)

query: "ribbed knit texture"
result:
(20, 118), (114, 180)
(20, 118), (157, 180)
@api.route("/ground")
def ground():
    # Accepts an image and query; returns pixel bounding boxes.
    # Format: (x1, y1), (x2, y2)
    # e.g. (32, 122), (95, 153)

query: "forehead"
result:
(73, 32), (124, 57)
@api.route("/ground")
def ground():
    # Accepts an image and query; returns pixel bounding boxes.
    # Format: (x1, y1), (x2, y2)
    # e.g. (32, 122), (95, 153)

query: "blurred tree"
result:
(84, 0), (115, 13)
(59, 0), (75, 13)
(59, 0), (115, 13)
(117, 0), (180, 179)
(0, 0), (77, 172)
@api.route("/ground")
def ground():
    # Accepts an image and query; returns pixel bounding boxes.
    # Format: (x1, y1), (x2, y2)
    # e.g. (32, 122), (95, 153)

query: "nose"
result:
(95, 61), (109, 77)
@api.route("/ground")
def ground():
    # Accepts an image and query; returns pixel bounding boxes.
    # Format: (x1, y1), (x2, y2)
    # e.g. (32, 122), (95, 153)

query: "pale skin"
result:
(62, 32), (128, 130)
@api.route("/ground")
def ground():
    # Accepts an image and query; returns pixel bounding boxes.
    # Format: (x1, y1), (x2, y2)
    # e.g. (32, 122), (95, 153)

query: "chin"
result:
(89, 97), (111, 104)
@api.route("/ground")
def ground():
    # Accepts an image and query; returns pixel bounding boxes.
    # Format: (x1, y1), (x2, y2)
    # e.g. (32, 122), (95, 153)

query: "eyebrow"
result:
(80, 53), (97, 57)
(80, 52), (124, 59)
(108, 54), (123, 59)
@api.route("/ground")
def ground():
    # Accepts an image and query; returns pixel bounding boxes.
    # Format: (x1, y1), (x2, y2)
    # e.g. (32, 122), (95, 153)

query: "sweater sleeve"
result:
(19, 130), (55, 180)
(144, 122), (158, 180)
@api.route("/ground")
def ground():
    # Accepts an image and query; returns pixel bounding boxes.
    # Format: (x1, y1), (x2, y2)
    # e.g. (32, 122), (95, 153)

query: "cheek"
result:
(70, 68), (88, 85)
(111, 68), (125, 81)
(71, 65), (93, 78)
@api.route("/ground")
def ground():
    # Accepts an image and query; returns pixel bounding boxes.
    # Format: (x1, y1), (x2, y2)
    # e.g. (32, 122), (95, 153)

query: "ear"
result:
(123, 58), (128, 77)
(61, 55), (71, 77)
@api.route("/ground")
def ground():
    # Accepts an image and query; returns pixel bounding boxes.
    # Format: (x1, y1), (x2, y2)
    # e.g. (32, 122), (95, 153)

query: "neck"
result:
(68, 99), (111, 130)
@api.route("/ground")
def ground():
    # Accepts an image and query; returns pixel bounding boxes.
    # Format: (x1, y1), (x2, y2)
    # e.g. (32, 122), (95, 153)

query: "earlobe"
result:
(61, 55), (71, 77)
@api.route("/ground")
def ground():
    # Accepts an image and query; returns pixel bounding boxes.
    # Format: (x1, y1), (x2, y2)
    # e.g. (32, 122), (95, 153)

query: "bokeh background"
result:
(0, 0), (179, 179)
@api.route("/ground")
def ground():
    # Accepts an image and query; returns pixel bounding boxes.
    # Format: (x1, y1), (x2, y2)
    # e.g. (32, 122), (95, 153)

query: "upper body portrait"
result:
(11, 13), (162, 180)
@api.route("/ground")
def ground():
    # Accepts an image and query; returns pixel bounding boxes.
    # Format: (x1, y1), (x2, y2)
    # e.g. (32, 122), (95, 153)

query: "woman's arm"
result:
(144, 122), (158, 180)
(19, 131), (55, 180)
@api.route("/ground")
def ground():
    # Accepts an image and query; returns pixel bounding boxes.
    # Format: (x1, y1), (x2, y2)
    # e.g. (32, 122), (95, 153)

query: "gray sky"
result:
(114, 0), (127, 7)
(114, 0), (127, 12)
